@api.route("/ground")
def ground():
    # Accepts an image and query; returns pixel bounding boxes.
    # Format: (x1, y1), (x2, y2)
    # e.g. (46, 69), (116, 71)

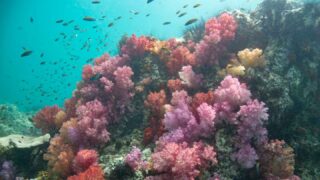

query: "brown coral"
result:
(43, 136), (75, 178)
(259, 139), (298, 180)
(33, 105), (66, 134)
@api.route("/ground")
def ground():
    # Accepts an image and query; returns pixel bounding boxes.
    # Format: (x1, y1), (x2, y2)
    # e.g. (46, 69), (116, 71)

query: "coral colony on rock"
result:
(0, 0), (320, 179)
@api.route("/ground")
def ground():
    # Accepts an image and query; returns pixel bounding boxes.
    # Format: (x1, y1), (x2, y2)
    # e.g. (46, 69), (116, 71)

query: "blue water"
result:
(0, 0), (262, 111)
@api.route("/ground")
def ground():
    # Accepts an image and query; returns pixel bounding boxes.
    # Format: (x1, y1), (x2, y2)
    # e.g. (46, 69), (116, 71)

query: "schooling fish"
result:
(56, 19), (63, 23)
(83, 16), (96, 21)
(163, 21), (171, 25)
(185, 18), (198, 26)
(147, 0), (155, 3)
(40, 61), (46, 65)
(30, 17), (34, 23)
(20, 50), (33, 57)
(40, 53), (44, 58)
(183, 4), (188, 8)
(115, 16), (122, 20)
(178, 12), (187, 17)
(193, 4), (201, 8)
(176, 10), (181, 15)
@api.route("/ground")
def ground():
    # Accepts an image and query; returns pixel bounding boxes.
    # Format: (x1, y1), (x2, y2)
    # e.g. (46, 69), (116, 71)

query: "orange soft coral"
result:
(260, 140), (298, 179)
(144, 90), (167, 115)
(167, 79), (183, 92)
(33, 105), (67, 134)
(67, 165), (105, 180)
(191, 91), (215, 115)
(237, 48), (265, 68)
(59, 118), (78, 145)
(43, 136), (75, 178)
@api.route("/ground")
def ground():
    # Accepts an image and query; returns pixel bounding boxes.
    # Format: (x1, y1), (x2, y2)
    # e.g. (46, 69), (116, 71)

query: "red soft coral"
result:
(68, 165), (105, 180)
(166, 46), (196, 75)
(72, 149), (99, 173)
(120, 34), (153, 58)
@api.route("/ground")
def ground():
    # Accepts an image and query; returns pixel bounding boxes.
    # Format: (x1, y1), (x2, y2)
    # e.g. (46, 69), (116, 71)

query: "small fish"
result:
(92, 0), (100, 4)
(62, 22), (68, 26)
(134, 12), (139, 15)
(30, 17), (34, 23)
(21, 50), (33, 57)
(147, 0), (155, 3)
(54, 38), (59, 42)
(56, 19), (63, 23)
(115, 16), (122, 20)
(183, 4), (188, 8)
(163, 21), (171, 25)
(40, 53), (44, 58)
(178, 12), (187, 17)
(146, 13), (150, 17)
(185, 18), (198, 26)
(108, 22), (114, 27)
(176, 10), (181, 14)
(83, 16), (96, 21)
(40, 61), (46, 65)
(193, 4), (201, 8)
(68, 20), (74, 24)
(92, 25), (98, 29)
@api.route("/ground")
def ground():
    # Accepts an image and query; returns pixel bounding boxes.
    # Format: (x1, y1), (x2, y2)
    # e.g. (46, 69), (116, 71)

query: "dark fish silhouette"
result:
(30, 17), (34, 23)
(83, 16), (96, 21)
(40, 53), (44, 58)
(185, 18), (198, 26)
(163, 21), (171, 25)
(108, 22), (114, 27)
(56, 19), (63, 23)
(40, 61), (46, 65)
(178, 12), (187, 17)
(193, 4), (201, 8)
(146, 13), (150, 17)
(147, 0), (155, 3)
(92, 0), (100, 4)
(183, 4), (188, 8)
(21, 50), (33, 57)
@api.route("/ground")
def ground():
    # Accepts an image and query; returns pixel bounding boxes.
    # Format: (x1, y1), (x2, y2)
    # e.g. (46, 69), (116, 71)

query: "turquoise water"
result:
(0, 0), (261, 111)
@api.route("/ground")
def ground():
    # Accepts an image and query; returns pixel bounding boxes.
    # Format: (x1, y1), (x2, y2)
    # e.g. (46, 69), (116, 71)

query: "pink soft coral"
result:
(150, 141), (217, 179)
(76, 99), (110, 146)
(178, 65), (202, 89)
(214, 75), (251, 107)
(125, 147), (147, 171)
(237, 99), (269, 145)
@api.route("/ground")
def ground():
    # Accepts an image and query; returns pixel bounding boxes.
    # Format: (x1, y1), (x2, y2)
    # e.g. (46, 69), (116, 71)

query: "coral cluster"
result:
(28, 6), (307, 179)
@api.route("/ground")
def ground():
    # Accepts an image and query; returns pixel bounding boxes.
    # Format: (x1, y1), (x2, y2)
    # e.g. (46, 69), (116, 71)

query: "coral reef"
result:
(9, 0), (320, 179)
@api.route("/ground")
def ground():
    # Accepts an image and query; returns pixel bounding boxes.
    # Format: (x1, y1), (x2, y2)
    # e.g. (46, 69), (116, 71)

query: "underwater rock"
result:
(0, 104), (40, 137)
